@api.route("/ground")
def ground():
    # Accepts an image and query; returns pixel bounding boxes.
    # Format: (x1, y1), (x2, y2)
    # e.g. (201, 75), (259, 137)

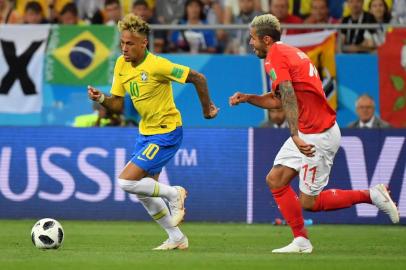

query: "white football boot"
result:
(168, 186), (187, 227)
(370, 184), (400, 223)
(153, 236), (189, 250)
(272, 236), (313, 254)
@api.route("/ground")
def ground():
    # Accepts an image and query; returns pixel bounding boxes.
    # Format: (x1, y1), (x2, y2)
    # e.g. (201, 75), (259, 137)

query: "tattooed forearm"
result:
(279, 81), (299, 136)
(186, 69), (211, 112)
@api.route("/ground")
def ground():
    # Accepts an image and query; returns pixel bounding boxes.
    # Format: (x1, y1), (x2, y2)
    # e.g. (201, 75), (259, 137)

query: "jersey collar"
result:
(139, 49), (149, 66)
(132, 49), (150, 68)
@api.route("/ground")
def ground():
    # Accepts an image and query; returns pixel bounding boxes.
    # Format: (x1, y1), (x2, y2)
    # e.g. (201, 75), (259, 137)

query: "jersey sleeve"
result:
(270, 48), (292, 90)
(155, 56), (190, 84)
(110, 56), (126, 97)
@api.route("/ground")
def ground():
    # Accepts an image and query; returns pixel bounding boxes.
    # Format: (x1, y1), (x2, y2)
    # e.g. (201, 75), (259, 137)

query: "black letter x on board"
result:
(0, 40), (44, 95)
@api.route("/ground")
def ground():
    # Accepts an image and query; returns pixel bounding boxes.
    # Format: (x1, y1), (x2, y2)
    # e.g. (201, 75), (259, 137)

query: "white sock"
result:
(118, 178), (177, 200)
(137, 195), (184, 241)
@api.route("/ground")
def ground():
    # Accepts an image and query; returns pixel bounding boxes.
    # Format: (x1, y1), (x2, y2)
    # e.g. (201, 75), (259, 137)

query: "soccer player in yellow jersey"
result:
(88, 14), (219, 250)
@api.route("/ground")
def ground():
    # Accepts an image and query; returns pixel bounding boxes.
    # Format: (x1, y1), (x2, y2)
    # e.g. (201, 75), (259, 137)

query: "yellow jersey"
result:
(110, 51), (190, 135)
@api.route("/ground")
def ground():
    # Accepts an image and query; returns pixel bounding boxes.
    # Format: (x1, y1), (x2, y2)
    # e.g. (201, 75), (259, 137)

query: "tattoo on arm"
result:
(186, 70), (206, 88)
(186, 69), (211, 109)
(279, 81), (299, 136)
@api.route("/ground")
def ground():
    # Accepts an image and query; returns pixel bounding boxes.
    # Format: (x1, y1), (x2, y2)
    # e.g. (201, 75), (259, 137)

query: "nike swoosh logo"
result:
(137, 156), (147, 161)
(377, 188), (390, 203)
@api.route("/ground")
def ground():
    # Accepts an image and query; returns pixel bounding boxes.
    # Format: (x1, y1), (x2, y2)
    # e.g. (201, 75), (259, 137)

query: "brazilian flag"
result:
(46, 25), (119, 85)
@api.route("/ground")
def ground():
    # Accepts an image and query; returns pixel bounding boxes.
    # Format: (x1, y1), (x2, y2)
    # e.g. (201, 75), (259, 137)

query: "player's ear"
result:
(142, 37), (148, 49)
(263, 35), (273, 45)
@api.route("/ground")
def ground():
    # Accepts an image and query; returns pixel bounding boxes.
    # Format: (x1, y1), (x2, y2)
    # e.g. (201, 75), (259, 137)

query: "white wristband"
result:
(97, 93), (105, 104)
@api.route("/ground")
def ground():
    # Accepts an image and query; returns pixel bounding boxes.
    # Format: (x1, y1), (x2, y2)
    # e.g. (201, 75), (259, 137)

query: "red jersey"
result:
(264, 42), (336, 134)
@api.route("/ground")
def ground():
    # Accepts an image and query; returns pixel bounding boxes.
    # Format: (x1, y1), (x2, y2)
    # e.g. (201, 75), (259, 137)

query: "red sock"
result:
(272, 185), (308, 239)
(312, 189), (372, 211)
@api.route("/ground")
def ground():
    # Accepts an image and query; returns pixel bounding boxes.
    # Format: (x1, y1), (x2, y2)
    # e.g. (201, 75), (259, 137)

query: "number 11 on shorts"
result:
(302, 164), (317, 183)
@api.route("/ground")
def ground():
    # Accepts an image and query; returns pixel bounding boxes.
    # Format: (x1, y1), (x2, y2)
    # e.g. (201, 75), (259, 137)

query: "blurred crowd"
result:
(260, 93), (392, 129)
(1, 0), (405, 54)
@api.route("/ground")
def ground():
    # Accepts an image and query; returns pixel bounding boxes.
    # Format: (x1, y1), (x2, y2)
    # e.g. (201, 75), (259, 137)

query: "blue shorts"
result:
(130, 127), (183, 175)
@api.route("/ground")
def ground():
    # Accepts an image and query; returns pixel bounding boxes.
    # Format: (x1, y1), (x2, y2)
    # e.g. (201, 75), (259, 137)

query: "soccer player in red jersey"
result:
(229, 14), (399, 253)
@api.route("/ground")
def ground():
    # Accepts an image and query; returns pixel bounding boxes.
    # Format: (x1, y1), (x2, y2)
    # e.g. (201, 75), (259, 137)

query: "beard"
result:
(254, 49), (267, 59)
(252, 45), (267, 59)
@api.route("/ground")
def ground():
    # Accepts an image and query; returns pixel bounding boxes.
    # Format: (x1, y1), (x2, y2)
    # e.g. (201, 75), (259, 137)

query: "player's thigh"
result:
(119, 161), (148, 180)
(273, 137), (303, 171)
(131, 138), (181, 177)
(119, 161), (160, 181)
(298, 123), (340, 196)
(268, 137), (302, 189)
(267, 165), (298, 189)
(298, 149), (332, 196)
(119, 136), (153, 180)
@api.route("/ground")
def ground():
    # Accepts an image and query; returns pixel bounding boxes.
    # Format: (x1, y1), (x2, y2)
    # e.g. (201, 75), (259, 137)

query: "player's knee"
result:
(118, 178), (135, 193)
(266, 172), (280, 190)
(300, 196), (315, 211)
(302, 203), (314, 211)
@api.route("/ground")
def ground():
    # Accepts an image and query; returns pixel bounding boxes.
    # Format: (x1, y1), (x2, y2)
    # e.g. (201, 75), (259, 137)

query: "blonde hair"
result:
(117, 13), (150, 36)
(250, 14), (281, 41)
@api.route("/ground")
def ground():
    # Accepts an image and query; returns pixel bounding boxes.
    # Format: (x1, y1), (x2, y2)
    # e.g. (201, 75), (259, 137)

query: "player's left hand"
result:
(292, 135), (315, 157)
(204, 101), (219, 119)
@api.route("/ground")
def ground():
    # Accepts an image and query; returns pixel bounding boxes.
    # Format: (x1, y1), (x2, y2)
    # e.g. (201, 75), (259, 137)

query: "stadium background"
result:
(0, 24), (405, 225)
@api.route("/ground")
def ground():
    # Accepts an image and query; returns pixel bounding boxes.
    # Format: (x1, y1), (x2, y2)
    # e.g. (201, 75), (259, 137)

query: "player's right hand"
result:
(229, 92), (248, 106)
(292, 135), (315, 157)
(87, 85), (103, 102)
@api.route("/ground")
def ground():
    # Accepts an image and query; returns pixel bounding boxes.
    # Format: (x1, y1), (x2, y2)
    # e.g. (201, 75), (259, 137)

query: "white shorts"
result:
(273, 122), (341, 196)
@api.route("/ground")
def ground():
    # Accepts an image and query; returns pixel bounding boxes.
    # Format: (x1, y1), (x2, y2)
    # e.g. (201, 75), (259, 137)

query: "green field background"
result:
(0, 220), (405, 270)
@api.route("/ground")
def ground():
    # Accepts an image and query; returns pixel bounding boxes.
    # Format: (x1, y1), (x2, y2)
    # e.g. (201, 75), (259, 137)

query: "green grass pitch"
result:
(0, 220), (405, 270)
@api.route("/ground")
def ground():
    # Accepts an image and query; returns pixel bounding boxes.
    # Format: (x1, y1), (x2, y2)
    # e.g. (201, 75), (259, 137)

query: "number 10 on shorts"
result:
(142, 143), (160, 160)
